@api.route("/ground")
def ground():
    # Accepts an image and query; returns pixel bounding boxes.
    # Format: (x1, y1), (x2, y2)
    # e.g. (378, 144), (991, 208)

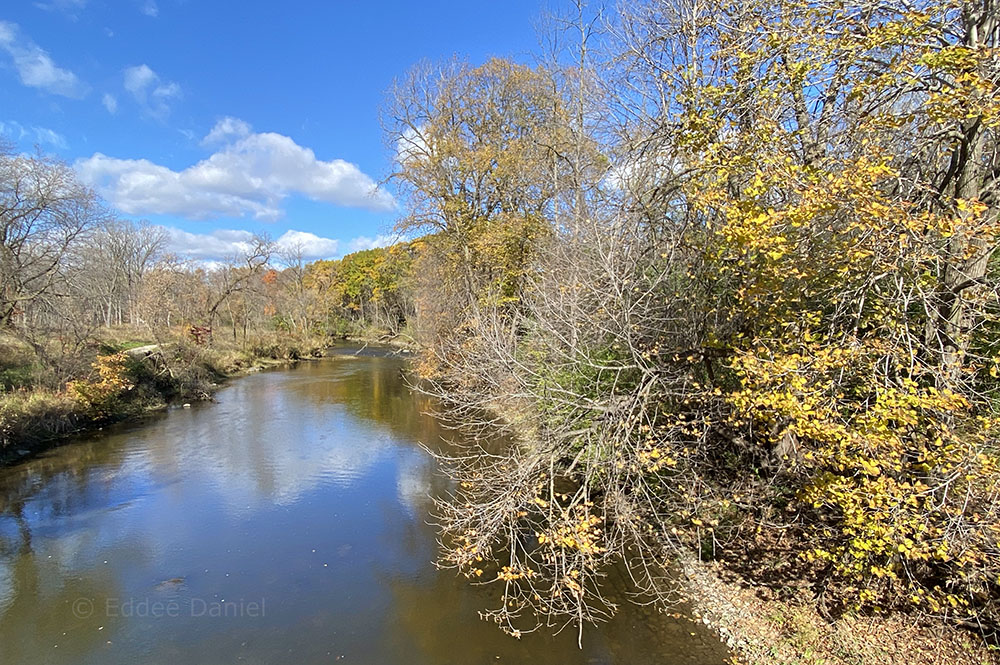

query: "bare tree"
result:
(204, 233), (274, 345)
(0, 147), (106, 328)
(76, 219), (167, 327)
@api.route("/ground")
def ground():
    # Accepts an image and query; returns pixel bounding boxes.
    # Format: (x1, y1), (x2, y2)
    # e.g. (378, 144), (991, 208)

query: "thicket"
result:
(379, 0), (1000, 643)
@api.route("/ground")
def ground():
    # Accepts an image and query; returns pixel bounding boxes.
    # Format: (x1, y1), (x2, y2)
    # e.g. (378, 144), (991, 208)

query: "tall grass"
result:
(0, 388), (80, 450)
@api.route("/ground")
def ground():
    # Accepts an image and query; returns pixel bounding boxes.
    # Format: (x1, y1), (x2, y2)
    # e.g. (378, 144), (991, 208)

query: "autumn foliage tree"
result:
(395, 0), (1000, 641)
(383, 58), (585, 348)
(652, 0), (1000, 622)
(305, 243), (415, 335)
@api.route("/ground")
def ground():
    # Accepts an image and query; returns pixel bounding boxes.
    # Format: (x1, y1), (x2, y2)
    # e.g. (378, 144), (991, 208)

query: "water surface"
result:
(0, 351), (727, 664)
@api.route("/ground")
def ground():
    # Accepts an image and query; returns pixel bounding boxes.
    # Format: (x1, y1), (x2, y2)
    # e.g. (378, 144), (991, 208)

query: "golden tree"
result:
(414, 0), (1000, 638)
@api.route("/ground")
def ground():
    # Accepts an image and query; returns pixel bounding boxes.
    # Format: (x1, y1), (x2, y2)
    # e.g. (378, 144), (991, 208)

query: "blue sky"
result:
(0, 0), (543, 261)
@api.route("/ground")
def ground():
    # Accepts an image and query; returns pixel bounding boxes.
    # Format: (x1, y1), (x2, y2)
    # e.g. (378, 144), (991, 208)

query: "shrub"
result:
(68, 352), (135, 416)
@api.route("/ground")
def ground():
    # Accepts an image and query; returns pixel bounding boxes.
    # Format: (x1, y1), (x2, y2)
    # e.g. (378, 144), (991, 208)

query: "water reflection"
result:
(0, 351), (728, 665)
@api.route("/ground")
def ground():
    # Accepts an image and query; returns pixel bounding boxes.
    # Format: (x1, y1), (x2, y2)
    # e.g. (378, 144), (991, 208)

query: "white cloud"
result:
(123, 64), (180, 118)
(75, 118), (395, 220)
(159, 227), (346, 262)
(140, 0), (158, 17)
(346, 233), (397, 254)
(395, 124), (429, 165)
(602, 153), (682, 193)
(123, 64), (155, 94)
(102, 92), (117, 114)
(0, 120), (68, 149)
(202, 116), (251, 146)
(34, 0), (87, 18)
(31, 126), (67, 149)
(0, 21), (87, 98)
(275, 230), (340, 260)
(161, 227), (262, 261)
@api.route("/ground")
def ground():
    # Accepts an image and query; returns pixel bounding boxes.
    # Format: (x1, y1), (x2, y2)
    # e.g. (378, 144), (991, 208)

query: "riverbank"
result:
(0, 330), (329, 466)
(386, 348), (995, 663)
(341, 328), (418, 351)
(679, 554), (996, 665)
(0, 351), (715, 664)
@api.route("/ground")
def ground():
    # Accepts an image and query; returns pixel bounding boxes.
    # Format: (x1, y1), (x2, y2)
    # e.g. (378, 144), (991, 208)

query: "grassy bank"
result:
(0, 329), (328, 465)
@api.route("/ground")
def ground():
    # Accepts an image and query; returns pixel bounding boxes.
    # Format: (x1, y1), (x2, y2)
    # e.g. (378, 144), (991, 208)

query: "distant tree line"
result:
(0, 141), (413, 389)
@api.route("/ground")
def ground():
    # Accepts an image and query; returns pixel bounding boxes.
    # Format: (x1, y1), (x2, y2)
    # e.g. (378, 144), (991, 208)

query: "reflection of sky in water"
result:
(396, 459), (433, 518)
(0, 356), (729, 665)
(185, 400), (397, 514)
(0, 558), (11, 616)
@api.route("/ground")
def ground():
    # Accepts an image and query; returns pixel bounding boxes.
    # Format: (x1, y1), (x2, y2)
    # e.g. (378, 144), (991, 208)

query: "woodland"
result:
(2, 0), (999, 656)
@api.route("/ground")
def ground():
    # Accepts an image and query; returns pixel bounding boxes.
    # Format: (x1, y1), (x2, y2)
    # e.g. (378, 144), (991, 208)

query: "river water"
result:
(0, 350), (727, 665)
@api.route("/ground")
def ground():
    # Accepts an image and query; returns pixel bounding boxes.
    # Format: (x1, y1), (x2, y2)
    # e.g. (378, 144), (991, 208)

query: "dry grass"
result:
(0, 388), (81, 450)
(0, 327), (332, 460)
(680, 555), (998, 665)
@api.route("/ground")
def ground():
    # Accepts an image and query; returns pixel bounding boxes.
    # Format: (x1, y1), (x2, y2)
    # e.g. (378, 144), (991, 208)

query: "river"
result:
(0, 349), (728, 665)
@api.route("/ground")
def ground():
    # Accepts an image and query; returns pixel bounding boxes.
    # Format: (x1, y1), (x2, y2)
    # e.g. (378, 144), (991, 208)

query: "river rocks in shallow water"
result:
(154, 577), (186, 591)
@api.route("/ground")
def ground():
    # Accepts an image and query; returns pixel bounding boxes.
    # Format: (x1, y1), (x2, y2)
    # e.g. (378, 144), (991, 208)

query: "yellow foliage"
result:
(68, 353), (134, 415)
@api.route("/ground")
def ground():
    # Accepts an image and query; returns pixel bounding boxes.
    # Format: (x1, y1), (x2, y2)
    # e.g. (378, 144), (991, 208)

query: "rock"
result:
(154, 577), (186, 591)
(124, 344), (160, 358)
(182, 403), (191, 408)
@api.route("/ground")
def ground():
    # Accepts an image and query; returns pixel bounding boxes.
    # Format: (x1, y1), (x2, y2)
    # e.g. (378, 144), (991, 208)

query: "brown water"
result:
(0, 349), (727, 665)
